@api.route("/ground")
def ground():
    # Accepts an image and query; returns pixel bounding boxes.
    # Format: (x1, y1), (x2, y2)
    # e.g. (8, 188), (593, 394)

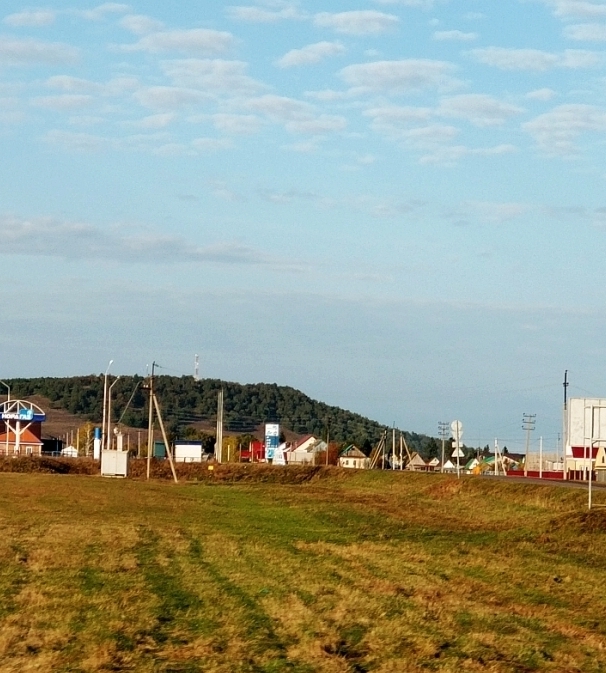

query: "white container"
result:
(101, 450), (129, 477)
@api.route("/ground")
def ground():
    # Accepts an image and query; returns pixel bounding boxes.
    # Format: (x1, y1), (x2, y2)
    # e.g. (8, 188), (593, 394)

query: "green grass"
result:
(1, 470), (606, 672)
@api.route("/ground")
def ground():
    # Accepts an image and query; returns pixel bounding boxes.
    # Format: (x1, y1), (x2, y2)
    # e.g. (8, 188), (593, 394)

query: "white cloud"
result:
(433, 30), (478, 41)
(471, 46), (599, 70)
(46, 75), (97, 93)
(372, 0), (434, 6)
(211, 113), (263, 134)
(0, 214), (286, 267)
(444, 201), (527, 224)
(31, 94), (94, 111)
(226, 5), (306, 22)
(43, 129), (108, 151)
(245, 94), (345, 136)
(119, 14), (164, 35)
(0, 37), (79, 66)
(560, 48), (601, 66)
(0, 96), (23, 124)
(419, 143), (516, 166)
(304, 89), (353, 101)
(542, 1), (606, 19)
(364, 105), (433, 137)
(161, 59), (264, 96)
(75, 3), (130, 21)
(191, 137), (233, 152)
(276, 41), (345, 68)
(314, 11), (399, 35)
(340, 59), (460, 94)
(285, 115), (347, 134)
(4, 10), (55, 27)
(437, 94), (524, 127)
(45, 75), (138, 98)
(472, 47), (558, 71)
(245, 94), (313, 121)
(565, 22), (606, 39)
(526, 88), (557, 101)
(121, 29), (234, 55)
(134, 86), (209, 110)
(523, 103), (606, 156)
(133, 113), (176, 129)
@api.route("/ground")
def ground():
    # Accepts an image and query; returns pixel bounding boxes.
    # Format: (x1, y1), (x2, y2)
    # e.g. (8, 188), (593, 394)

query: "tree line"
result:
(7, 375), (440, 456)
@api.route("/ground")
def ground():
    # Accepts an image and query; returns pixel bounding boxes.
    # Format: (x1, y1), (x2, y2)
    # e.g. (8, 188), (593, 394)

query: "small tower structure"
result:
(0, 400), (46, 456)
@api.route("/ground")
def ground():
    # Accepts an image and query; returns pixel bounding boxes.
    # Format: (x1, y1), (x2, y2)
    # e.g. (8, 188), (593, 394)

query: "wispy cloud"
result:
(276, 41), (345, 68)
(541, 1), (606, 19)
(0, 214), (299, 268)
(314, 11), (399, 35)
(120, 29), (235, 55)
(565, 23), (606, 40)
(433, 30), (478, 41)
(340, 59), (460, 94)
(0, 37), (79, 66)
(226, 4), (306, 22)
(74, 3), (130, 21)
(523, 103), (606, 156)
(118, 14), (164, 35)
(437, 94), (524, 127)
(3, 10), (56, 27)
(160, 59), (264, 96)
(472, 46), (600, 70)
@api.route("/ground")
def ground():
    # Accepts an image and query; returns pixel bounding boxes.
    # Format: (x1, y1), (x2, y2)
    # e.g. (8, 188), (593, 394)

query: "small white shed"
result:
(101, 450), (129, 477)
(174, 441), (203, 463)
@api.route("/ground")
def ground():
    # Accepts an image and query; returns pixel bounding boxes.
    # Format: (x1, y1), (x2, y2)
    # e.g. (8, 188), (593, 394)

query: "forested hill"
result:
(6, 376), (439, 454)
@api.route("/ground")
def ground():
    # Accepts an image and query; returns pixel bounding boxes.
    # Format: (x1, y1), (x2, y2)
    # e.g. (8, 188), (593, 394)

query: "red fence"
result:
(506, 470), (564, 480)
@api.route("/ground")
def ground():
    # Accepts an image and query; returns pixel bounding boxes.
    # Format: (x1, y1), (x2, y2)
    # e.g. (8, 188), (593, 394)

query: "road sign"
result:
(451, 420), (463, 438)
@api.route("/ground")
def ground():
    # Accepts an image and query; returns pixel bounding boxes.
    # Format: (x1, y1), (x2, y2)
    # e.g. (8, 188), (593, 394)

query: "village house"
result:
(286, 435), (327, 465)
(339, 445), (369, 469)
(407, 452), (427, 472)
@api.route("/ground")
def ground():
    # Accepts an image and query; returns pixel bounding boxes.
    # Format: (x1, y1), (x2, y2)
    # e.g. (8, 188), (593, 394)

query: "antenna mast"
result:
(194, 354), (200, 381)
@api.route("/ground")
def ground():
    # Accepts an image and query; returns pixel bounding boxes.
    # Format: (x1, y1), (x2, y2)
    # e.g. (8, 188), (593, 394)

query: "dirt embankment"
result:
(0, 456), (344, 484)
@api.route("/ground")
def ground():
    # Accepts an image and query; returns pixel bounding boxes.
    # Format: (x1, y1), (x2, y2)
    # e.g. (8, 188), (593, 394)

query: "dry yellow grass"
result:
(0, 470), (606, 672)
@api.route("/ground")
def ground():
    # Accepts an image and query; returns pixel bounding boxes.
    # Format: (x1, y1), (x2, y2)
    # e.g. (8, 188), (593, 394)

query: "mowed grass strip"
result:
(0, 471), (606, 671)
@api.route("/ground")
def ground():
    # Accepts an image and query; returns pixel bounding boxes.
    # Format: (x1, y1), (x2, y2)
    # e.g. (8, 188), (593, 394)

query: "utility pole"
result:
(194, 354), (200, 381)
(438, 422), (449, 473)
(326, 418), (330, 466)
(523, 413), (536, 477)
(142, 362), (178, 483)
(391, 423), (396, 470)
(146, 362), (156, 480)
(563, 370), (569, 480)
(215, 388), (224, 463)
(101, 360), (113, 456)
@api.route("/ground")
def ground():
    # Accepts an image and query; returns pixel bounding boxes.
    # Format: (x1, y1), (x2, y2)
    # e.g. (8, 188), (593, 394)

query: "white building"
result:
(339, 445), (369, 469)
(174, 441), (203, 463)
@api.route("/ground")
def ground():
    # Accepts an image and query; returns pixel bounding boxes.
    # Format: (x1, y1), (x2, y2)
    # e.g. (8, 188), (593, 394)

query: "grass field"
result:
(1, 469), (606, 672)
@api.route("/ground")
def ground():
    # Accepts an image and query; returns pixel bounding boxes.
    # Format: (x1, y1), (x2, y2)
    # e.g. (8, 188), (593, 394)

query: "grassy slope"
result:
(1, 471), (606, 672)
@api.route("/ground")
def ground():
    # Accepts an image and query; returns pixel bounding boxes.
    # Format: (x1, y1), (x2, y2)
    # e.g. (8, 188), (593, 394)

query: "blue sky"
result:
(2, 0), (606, 451)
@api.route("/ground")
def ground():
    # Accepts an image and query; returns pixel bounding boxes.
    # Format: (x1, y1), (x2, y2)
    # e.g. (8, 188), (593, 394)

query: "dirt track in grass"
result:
(1, 468), (606, 672)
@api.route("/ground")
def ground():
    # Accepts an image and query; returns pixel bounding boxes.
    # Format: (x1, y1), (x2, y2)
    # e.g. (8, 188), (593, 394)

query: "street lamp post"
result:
(107, 377), (120, 450)
(101, 360), (113, 454)
(0, 380), (10, 456)
(0, 380), (11, 402)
